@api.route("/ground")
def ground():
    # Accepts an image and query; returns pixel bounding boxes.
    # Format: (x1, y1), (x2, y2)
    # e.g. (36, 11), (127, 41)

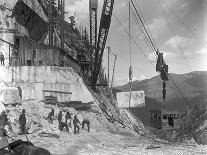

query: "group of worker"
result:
(48, 109), (90, 134)
(0, 109), (26, 138)
(1, 107), (91, 138)
(0, 111), (9, 137)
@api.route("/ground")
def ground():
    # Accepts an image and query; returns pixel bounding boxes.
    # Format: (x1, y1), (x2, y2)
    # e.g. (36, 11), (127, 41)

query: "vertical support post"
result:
(111, 53), (117, 105)
(129, 0), (131, 108)
(89, 0), (98, 87)
(92, 0), (114, 89)
(61, 0), (65, 50)
(49, 0), (53, 46)
(107, 46), (110, 90)
(111, 54), (117, 89)
(9, 45), (10, 65)
(129, 83), (132, 107)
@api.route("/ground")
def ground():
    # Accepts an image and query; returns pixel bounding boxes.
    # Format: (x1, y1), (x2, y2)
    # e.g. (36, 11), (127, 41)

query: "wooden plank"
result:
(42, 90), (72, 94)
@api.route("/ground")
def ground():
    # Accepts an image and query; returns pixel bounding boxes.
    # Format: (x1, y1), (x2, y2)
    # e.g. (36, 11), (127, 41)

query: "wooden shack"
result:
(150, 109), (182, 130)
(14, 36), (61, 66)
(0, 0), (82, 73)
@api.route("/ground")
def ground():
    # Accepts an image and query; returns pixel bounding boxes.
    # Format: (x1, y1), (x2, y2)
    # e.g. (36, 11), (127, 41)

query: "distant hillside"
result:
(116, 71), (207, 102)
(115, 71), (207, 126)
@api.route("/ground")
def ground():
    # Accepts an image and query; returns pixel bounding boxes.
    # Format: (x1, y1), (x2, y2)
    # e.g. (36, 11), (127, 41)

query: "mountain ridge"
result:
(115, 71), (207, 126)
(116, 71), (207, 101)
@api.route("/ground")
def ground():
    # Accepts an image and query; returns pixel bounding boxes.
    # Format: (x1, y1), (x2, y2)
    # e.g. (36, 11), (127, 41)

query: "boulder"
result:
(0, 87), (21, 105)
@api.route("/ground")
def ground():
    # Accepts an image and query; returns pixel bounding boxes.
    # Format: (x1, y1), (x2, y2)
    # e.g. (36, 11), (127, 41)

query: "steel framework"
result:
(92, 0), (114, 89)
(89, 0), (98, 80)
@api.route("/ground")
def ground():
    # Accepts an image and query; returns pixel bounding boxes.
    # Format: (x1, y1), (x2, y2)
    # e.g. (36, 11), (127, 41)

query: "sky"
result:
(62, 0), (207, 86)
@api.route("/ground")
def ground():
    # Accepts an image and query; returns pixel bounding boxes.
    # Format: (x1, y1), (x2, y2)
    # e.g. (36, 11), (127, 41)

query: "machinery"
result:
(89, 0), (98, 72)
(89, 0), (115, 89)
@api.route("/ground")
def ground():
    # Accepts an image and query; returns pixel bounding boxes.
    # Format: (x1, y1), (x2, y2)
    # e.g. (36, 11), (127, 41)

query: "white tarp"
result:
(116, 91), (145, 108)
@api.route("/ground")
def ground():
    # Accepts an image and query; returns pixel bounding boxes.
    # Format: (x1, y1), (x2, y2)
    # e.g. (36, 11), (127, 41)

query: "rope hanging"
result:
(128, 0), (133, 107)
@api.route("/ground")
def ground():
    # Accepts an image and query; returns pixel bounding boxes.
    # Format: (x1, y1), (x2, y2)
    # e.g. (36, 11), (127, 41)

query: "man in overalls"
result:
(73, 115), (80, 134)
(0, 52), (5, 66)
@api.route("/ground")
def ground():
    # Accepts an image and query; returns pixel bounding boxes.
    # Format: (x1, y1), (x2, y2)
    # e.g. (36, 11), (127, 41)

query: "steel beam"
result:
(92, 0), (114, 89)
(89, 0), (98, 77)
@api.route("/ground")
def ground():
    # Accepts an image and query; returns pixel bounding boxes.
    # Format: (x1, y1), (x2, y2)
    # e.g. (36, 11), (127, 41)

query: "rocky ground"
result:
(35, 128), (207, 155)
(4, 100), (207, 155)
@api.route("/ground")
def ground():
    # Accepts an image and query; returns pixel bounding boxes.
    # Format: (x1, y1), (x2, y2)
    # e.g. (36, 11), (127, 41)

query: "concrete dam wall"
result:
(0, 66), (94, 103)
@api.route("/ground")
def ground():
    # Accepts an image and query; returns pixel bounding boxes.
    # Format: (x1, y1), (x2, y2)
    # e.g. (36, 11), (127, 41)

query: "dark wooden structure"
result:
(150, 109), (182, 129)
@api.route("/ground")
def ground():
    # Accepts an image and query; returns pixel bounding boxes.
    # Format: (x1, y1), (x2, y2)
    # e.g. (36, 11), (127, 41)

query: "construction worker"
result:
(82, 116), (90, 132)
(58, 111), (63, 131)
(19, 109), (26, 135)
(0, 52), (5, 66)
(0, 111), (8, 137)
(17, 86), (22, 101)
(11, 48), (19, 66)
(1, 111), (8, 125)
(65, 112), (71, 131)
(48, 109), (54, 124)
(73, 115), (80, 134)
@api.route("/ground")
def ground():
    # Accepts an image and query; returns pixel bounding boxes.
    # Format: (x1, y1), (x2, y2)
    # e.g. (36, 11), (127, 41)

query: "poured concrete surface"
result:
(0, 66), (94, 103)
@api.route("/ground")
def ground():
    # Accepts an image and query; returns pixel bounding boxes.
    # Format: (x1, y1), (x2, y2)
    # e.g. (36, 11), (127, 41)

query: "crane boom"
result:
(89, 0), (98, 73)
(92, 0), (114, 89)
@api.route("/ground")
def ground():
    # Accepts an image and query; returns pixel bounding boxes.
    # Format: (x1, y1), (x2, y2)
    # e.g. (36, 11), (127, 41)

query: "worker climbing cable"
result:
(163, 81), (166, 101)
(128, 0), (133, 108)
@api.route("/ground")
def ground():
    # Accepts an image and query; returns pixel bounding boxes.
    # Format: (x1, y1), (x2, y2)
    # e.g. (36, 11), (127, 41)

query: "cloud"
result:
(117, 21), (128, 32)
(148, 18), (167, 38)
(161, 0), (178, 7)
(195, 48), (207, 70)
(178, 1), (191, 17)
(64, 0), (89, 22)
(132, 18), (167, 39)
(139, 75), (147, 81)
(119, 1), (126, 9)
(165, 36), (190, 49)
(163, 51), (178, 58)
(147, 51), (177, 61)
(114, 77), (128, 86)
(114, 75), (146, 86)
(196, 48), (207, 55)
(147, 53), (157, 62)
(205, 33), (207, 42)
(184, 51), (193, 58)
(64, 0), (103, 22)
(179, 2), (188, 10)
(132, 76), (138, 81)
